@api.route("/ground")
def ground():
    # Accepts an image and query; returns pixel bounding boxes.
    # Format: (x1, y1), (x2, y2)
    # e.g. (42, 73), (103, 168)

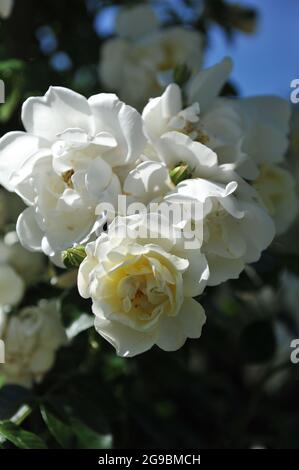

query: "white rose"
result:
(124, 132), (275, 285)
(99, 6), (203, 110)
(0, 300), (67, 387)
(0, 0), (13, 18)
(0, 87), (145, 263)
(0, 231), (45, 285)
(253, 164), (298, 235)
(233, 97), (296, 234)
(78, 213), (208, 357)
(115, 4), (159, 40)
(234, 96), (290, 170)
(142, 59), (250, 177)
(142, 59), (295, 235)
(142, 59), (292, 184)
(0, 264), (24, 307)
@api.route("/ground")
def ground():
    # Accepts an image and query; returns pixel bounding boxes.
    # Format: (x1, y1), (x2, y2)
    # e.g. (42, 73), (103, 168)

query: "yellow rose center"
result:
(103, 252), (182, 331)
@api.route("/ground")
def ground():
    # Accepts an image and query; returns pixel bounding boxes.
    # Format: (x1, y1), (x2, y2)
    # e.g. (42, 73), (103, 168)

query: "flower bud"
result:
(62, 246), (86, 269)
(169, 162), (192, 185)
(173, 64), (191, 87)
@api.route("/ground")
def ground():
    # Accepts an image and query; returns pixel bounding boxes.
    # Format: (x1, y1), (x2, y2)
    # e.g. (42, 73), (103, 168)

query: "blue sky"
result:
(204, 0), (299, 98)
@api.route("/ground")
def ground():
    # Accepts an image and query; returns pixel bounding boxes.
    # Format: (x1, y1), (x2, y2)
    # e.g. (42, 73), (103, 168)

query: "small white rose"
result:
(142, 59), (291, 186)
(0, 87), (145, 263)
(115, 4), (159, 39)
(0, 264), (24, 307)
(99, 7), (204, 110)
(142, 60), (247, 176)
(0, 231), (45, 285)
(0, 300), (67, 387)
(125, 131), (275, 285)
(0, 0), (13, 19)
(253, 164), (298, 235)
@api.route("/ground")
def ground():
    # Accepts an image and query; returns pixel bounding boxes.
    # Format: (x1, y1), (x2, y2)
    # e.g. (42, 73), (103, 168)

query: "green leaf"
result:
(0, 421), (47, 449)
(41, 406), (74, 448)
(0, 85), (22, 122)
(0, 59), (24, 73)
(71, 419), (112, 449)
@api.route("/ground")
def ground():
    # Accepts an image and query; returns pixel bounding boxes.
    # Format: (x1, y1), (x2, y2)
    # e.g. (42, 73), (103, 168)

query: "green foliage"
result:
(41, 406), (112, 449)
(71, 419), (112, 449)
(0, 421), (47, 449)
(41, 406), (74, 448)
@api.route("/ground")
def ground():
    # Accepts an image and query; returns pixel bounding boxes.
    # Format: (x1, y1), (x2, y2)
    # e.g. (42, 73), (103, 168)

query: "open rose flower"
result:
(0, 87), (145, 264)
(0, 0), (13, 19)
(0, 300), (67, 387)
(99, 4), (203, 109)
(142, 58), (250, 176)
(78, 213), (208, 357)
(142, 59), (291, 184)
(0, 231), (45, 286)
(0, 264), (24, 307)
(124, 132), (275, 285)
(253, 163), (297, 235)
(233, 96), (297, 234)
(141, 58), (295, 236)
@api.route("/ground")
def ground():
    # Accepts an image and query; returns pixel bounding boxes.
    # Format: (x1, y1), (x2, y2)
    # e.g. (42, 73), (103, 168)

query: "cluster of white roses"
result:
(0, 52), (296, 358)
(0, 207), (59, 387)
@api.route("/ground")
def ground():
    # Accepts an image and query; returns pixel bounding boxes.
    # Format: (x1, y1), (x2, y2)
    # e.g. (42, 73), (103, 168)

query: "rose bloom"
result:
(0, 231), (45, 286)
(142, 58), (249, 176)
(99, 4), (203, 109)
(234, 96), (297, 234)
(78, 213), (208, 357)
(142, 59), (290, 178)
(253, 163), (298, 235)
(0, 0), (13, 18)
(141, 58), (296, 234)
(0, 86), (145, 264)
(0, 300), (67, 387)
(0, 264), (24, 307)
(124, 131), (275, 285)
